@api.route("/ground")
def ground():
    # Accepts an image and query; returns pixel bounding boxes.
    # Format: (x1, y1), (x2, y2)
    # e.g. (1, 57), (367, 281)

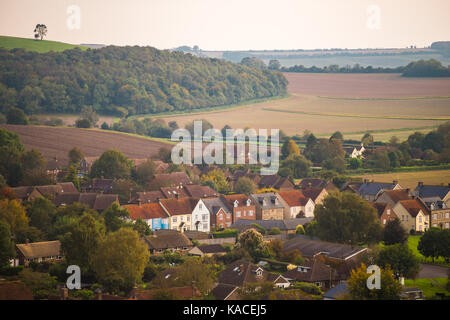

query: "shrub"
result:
(213, 229), (238, 238)
(0, 265), (24, 276)
(250, 223), (266, 235)
(293, 282), (323, 295)
(75, 118), (92, 128)
(72, 289), (95, 300)
(268, 227), (281, 235)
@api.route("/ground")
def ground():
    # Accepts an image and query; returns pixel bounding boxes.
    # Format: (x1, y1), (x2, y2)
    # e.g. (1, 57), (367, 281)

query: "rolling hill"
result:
(0, 35), (88, 53)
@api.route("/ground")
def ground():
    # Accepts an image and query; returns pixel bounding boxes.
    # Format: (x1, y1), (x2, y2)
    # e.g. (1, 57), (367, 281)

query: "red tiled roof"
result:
(221, 194), (252, 209)
(399, 199), (429, 217)
(123, 203), (168, 220)
(301, 187), (325, 202)
(382, 189), (410, 203)
(278, 190), (309, 207)
(159, 198), (199, 216)
(184, 185), (218, 198)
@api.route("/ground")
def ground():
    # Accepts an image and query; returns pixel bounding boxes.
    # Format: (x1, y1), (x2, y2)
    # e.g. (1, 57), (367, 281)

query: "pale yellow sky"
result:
(1, 0), (449, 50)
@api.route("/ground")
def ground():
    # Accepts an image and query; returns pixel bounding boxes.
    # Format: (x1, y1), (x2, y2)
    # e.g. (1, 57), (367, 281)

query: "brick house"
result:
(277, 190), (315, 218)
(221, 194), (256, 223)
(203, 197), (233, 230)
(371, 202), (397, 227)
(393, 199), (430, 232)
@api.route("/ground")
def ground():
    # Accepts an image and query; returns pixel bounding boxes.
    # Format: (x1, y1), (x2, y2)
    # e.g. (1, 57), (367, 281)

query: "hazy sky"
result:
(1, 0), (449, 50)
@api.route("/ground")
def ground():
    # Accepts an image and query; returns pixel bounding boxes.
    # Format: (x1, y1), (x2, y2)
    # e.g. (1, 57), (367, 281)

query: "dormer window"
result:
(234, 200), (239, 208)
(246, 199), (251, 206)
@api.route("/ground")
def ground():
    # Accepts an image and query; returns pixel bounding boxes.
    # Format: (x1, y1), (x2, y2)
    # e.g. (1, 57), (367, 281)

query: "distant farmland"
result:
(0, 125), (171, 166)
(158, 73), (450, 141)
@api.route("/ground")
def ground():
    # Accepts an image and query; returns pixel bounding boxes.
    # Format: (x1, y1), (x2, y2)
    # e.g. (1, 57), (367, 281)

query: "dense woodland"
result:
(0, 46), (287, 116)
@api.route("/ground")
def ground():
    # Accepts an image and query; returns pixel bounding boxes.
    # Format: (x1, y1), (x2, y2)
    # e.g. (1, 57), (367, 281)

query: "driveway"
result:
(417, 263), (449, 279)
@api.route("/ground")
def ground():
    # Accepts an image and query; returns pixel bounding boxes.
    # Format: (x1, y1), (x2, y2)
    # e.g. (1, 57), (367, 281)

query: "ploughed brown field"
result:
(1, 124), (171, 166)
(160, 73), (450, 140)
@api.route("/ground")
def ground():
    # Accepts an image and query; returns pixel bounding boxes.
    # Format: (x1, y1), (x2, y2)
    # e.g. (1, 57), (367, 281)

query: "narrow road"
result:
(417, 263), (449, 279)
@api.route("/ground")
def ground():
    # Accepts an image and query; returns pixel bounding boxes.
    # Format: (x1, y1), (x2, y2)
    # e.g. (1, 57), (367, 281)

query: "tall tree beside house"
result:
(101, 203), (130, 233)
(68, 147), (85, 165)
(234, 177), (257, 195)
(417, 227), (441, 262)
(134, 160), (156, 186)
(157, 147), (172, 163)
(279, 154), (311, 179)
(314, 191), (383, 246)
(0, 221), (15, 269)
(281, 139), (300, 160)
(347, 263), (402, 300)
(0, 199), (29, 242)
(91, 228), (149, 292)
(383, 218), (408, 245)
(60, 213), (106, 278)
(90, 149), (133, 179)
(375, 244), (420, 279)
(133, 218), (152, 237)
(170, 258), (216, 295)
(361, 133), (374, 147)
(63, 164), (81, 191)
(25, 197), (57, 236)
(200, 168), (230, 193)
(0, 127), (25, 186)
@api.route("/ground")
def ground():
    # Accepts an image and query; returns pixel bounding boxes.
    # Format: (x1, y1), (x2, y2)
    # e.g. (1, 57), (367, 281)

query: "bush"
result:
(250, 223), (266, 235)
(0, 265), (24, 276)
(212, 229), (238, 238)
(72, 289), (95, 300)
(75, 118), (92, 128)
(293, 282), (323, 295)
(268, 227), (281, 235)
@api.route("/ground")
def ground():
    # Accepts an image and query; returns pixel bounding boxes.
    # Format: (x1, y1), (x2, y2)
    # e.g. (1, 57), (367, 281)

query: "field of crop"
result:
(0, 124), (171, 166)
(0, 35), (88, 53)
(350, 169), (450, 189)
(159, 73), (450, 140)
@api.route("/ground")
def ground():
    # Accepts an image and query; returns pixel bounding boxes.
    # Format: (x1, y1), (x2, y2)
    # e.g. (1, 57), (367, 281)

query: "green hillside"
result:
(0, 35), (88, 53)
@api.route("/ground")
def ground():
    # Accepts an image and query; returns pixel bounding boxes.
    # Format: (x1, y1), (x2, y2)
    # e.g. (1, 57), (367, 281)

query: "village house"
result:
(130, 190), (165, 204)
(14, 240), (62, 266)
(251, 192), (286, 220)
(159, 198), (207, 232)
(412, 182), (450, 205)
(11, 182), (79, 202)
(52, 192), (119, 211)
(297, 178), (337, 191)
(427, 201), (450, 229)
(143, 230), (193, 254)
(258, 174), (295, 190)
(203, 197), (232, 230)
(282, 258), (343, 289)
(342, 180), (403, 201)
(371, 202), (397, 227)
(393, 199), (430, 232)
(79, 156), (99, 175)
(191, 199), (211, 232)
(277, 190), (315, 218)
(151, 172), (193, 188)
(375, 189), (411, 208)
(221, 194), (256, 224)
(301, 187), (329, 206)
(214, 259), (290, 299)
(82, 178), (114, 194)
(343, 143), (365, 159)
(45, 157), (62, 179)
(123, 202), (169, 231)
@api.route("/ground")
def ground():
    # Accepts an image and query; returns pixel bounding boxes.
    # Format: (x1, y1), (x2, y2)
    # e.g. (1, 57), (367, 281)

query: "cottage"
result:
(123, 202), (169, 231)
(188, 244), (228, 257)
(258, 174), (294, 190)
(413, 182), (450, 204)
(282, 258), (343, 289)
(344, 180), (403, 201)
(151, 172), (193, 188)
(143, 231), (193, 254)
(217, 260), (290, 289)
(159, 198), (203, 232)
(82, 178), (114, 194)
(15, 240), (62, 266)
(12, 182), (78, 202)
(301, 187), (329, 206)
(375, 189), (411, 207)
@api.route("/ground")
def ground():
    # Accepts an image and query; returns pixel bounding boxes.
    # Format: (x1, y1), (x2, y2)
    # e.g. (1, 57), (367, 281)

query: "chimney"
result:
(175, 193), (179, 200)
(393, 180), (398, 185)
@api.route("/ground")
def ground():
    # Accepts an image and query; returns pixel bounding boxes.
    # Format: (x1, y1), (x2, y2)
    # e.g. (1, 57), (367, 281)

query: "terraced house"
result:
(221, 194), (256, 223)
(159, 198), (210, 232)
(251, 192), (286, 220)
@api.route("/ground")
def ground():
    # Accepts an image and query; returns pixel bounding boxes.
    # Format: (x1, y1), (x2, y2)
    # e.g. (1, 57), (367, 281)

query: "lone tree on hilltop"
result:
(34, 24), (47, 40)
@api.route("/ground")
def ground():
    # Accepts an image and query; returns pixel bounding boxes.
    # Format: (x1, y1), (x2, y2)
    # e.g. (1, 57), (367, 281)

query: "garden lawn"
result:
(404, 278), (448, 299)
(407, 235), (449, 266)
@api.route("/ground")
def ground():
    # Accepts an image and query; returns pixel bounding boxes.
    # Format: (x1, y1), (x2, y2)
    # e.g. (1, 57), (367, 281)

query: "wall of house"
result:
(431, 209), (450, 229)
(192, 200), (210, 232)
(259, 208), (284, 220)
(169, 214), (192, 231)
(393, 203), (415, 232)
(380, 206), (397, 227)
(233, 206), (256, 223)
(415, 211), (429, 232)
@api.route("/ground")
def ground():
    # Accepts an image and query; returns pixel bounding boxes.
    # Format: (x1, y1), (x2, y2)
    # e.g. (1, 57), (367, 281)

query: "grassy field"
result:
(350, 169), (450, 189)
(160, 73), (450, 139)
(404, 278), (448, 299)
(0, 35), (88, 53)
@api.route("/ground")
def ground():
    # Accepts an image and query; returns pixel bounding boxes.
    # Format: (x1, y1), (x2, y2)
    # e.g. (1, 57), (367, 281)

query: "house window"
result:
(387, 209), (390, 215)
(446, 212), (449, 219)
(199, 203), (203, 210)
(236, 211), (241, 217)
(383, 219), (386, 225)
(249, 210), (253, 216)
(203, 223), (208, 230)
(433, 214), (438, 220)
(419, 216), (422, 223)
(173, 217), (177, 223)
(445, 222), (449, 229)
(419, 225), (423, 231)
(202, 214), (208, 221)
(187, 216), (190, 221)
(406, 216), (409, 221)
(219, 214), (223, 220)
(401, 215), (404, 221)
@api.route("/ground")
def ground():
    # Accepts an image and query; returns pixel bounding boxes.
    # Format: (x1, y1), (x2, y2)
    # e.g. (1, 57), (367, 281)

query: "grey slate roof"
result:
(323, 282), (348, 299)
(203, 197), (231, 215)
(250, 192), (285, 209)
(282, 238), (367, 260)
(357, 182), (397, 196)
(414, 185), (450, 200)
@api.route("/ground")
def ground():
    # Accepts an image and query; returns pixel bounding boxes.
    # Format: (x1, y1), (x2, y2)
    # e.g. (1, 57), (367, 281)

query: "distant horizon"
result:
(1, 34), (447, 52)
(1, 1), (450, 51)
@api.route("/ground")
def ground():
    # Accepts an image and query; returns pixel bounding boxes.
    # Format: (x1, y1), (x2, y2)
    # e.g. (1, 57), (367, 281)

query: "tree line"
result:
(0, 46), (287, 117)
